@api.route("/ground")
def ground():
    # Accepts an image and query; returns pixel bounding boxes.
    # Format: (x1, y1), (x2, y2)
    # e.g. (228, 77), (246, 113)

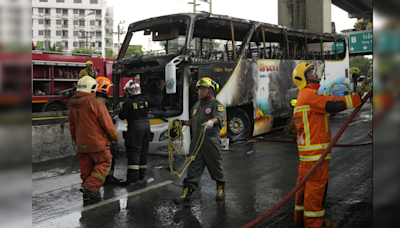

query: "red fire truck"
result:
(32, 50), (129, 112)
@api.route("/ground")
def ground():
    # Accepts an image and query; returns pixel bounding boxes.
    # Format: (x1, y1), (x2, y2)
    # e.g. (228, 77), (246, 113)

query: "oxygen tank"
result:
(165, 55), (184, 94)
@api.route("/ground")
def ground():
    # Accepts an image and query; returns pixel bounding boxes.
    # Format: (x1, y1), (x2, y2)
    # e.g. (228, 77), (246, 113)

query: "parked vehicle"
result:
(112, 13), (350, 154)
(32, 50), (131, 112)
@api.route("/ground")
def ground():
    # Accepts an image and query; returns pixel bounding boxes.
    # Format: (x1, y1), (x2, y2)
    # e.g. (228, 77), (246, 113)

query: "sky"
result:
(106, 0), (357, 50)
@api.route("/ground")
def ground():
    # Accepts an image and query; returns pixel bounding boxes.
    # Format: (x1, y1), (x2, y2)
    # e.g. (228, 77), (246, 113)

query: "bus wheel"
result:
(227, 109), (251, 142)
(43, 102), (65, 112)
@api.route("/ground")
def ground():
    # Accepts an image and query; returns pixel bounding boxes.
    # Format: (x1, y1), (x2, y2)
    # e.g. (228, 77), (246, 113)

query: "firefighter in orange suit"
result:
(292, 62), (366, 228)
(69, 76), (120, 202)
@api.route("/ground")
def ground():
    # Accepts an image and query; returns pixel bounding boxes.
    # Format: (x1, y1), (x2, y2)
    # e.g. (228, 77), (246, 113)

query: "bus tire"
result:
(227, 108), (251, 142)
(43, 102), (66, 112)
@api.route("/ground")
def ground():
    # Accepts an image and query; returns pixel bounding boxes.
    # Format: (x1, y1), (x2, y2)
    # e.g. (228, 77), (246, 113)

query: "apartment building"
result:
(32, 0), (114, 56)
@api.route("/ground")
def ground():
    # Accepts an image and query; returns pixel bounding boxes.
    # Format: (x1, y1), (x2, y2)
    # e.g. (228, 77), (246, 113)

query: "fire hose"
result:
(168, 119), (206, 177)
(243, 90), (373, 228)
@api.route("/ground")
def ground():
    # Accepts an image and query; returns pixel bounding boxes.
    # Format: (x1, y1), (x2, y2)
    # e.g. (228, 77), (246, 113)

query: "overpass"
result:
(332, 0), (372, 18)
(278, 0), (372, 34)
(278, 0), (372, 55)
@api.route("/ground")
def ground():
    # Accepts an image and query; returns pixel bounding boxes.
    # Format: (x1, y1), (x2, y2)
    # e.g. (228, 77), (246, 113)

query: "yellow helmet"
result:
(292, 62), (314, 89)
(77, 76), (98, 93)
(195, 77), (219, 92)
(290, 99), (297, 107)
(86, 61), (93, 66)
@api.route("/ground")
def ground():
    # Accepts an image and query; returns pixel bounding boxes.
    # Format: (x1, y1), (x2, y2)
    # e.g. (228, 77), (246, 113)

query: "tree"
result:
(105, 48), (114, 58)
(350, 67), (360, 74)
(71, 47), (102, 57)
(212, 41), (220, 49)
(56, 45), (64, 53)
(35, 41), (44, 51)
(349, 56), (372, 76)
(72, 47), (91, 54)
(125, 45), (144, 57)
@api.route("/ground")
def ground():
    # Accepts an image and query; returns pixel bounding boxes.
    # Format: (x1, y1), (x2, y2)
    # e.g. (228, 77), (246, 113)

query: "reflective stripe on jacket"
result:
(294, 84), (363, 161)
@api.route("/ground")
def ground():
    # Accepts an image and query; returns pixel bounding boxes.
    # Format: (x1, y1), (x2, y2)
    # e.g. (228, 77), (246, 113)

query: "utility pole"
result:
(188, 0), (200, 13)
(202, 0), (212, 13)
(112, 20), (125, 55)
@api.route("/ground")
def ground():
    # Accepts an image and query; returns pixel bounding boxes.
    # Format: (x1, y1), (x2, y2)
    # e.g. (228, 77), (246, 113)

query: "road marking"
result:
(33, 180), (174, 227)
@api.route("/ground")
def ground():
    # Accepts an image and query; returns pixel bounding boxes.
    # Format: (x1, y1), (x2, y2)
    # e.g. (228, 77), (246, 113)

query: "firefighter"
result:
(292, 62), (366, 228)
(118, 79), (165, 185)
(367, 74), (372, 86)
(79, 61), (97, 78)
(95, 76), (122, 185)
(351, 69), (360, 93)
(174, 77), (226, 206)
(284, 99), (297, 141)
(68, 76), (120, 202)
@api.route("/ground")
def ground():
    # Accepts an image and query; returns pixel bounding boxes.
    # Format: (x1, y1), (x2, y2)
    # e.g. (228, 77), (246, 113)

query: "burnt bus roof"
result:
(127, 13), (346, 43)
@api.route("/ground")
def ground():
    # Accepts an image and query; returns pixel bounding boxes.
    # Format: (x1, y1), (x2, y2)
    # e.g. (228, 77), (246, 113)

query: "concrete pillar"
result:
(306, 0), (331, 33)
(278, 0), (332, 52)
(278, 0), (307, 30)
(278, 0), (331, 33)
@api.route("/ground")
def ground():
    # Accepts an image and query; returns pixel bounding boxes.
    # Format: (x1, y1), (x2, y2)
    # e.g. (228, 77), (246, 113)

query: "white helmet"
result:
(77, 76), (98, 93)
(124, 79), (141, 95)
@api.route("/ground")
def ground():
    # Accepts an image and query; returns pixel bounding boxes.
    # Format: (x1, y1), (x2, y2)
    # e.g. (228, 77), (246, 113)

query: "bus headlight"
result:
(159, 130), (168, 141)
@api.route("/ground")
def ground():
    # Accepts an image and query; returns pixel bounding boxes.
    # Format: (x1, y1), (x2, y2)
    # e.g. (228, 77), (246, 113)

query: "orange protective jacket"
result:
(294, 84), (363, 162)
(69, 91), (119, 153)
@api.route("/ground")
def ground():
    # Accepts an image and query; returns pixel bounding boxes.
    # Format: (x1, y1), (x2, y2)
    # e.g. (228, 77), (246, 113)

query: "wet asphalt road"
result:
(32, 102), (373, 228)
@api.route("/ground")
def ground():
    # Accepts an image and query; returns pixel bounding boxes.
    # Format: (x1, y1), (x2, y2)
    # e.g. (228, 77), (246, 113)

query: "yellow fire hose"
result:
(168, 119), (206, 177)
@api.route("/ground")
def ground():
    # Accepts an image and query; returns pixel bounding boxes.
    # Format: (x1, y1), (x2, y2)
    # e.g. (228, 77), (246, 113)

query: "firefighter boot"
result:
(215, 184), (225, 201)
(173, 187), (193, 206)
(82, 194), (90, 202)
(120, 169), (139, 186)
(80, 187), (101, 202)
(138, 169), (147, 183)
(104, 175), (122, 185)
(104, 170), (122, 185)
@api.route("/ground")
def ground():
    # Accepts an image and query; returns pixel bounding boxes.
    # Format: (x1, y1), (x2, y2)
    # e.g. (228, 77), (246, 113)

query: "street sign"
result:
(348, 31), (372, 53)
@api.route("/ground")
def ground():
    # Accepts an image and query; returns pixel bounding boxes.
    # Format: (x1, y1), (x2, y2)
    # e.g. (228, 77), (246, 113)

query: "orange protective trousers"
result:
(78, 149), (112, 193)
(295, 160), (329, 228)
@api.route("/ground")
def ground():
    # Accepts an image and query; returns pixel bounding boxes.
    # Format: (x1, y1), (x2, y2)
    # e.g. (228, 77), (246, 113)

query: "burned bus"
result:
(112, 13), (350, 155)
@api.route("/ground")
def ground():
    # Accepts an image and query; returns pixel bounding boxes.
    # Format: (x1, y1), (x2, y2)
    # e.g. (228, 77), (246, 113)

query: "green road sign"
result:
(348, 31), (372, 53)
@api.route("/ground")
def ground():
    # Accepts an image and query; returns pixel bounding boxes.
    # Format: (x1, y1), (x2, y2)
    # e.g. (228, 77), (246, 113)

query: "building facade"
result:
(32, 0), (113, 56)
